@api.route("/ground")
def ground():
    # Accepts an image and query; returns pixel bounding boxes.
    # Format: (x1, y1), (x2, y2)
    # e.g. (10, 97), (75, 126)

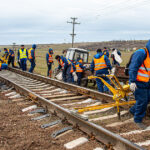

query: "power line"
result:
(67, 17), (80, 48)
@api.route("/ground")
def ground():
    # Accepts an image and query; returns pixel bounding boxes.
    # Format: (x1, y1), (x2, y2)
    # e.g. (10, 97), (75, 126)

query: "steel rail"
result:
(8, 67), (113, 102)
(0, 71), (144, 150)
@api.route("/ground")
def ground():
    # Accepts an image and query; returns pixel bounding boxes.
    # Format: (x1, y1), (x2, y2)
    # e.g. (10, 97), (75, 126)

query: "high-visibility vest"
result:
(28, 48), (34, 59)
(136, 48), (150, 82)
(94, 55), (107, 71)
(59, 58), (64, 67)
(68, 59), (73, 73)
(76, 63), (83, 72)
(19, 49), (27, 59)
(48, 53), (53, 62)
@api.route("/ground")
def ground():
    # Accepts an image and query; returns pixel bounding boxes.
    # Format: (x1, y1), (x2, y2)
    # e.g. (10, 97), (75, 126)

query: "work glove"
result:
(130, 83), (137, 92)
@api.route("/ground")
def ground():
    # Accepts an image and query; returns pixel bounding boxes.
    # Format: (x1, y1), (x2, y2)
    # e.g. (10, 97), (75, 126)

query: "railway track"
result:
(0, 67), (149, 150)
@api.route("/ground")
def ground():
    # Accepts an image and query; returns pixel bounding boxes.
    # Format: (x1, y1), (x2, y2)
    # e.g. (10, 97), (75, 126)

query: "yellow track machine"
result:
(74, 75), (136, 119)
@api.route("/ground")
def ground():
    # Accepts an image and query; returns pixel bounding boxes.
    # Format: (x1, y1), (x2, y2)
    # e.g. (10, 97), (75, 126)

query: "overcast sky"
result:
(0, 0), (150, 45)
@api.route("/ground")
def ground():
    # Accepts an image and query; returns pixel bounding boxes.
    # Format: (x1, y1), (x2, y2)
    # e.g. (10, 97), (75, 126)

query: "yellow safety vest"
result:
(19, 49), (27, 59)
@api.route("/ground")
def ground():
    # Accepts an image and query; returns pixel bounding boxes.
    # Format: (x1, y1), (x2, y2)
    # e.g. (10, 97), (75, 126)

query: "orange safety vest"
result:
(94, 55), (107, 71)
(136, 48), (150, 82)
(48, 54), (53, 62)
(68, 60), (74, 73)
(76, 64), (83, 72)
(28, 48), (35, 59)
(59, 58), (64, 67)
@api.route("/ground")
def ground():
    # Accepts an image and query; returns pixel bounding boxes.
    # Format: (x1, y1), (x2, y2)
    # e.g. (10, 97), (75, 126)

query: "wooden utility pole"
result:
(67, 17), (80, 48)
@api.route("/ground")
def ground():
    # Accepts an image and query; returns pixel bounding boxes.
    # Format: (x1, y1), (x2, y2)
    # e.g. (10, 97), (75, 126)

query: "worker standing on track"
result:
(76, 58), (85, 85)
(90, 49), (112, 92)
(67, 59), (76, 83)
(46, 48), (53, 77)
(28, 44), (36, 73)
(8, 49), (15, 67)
(55, 55), (69, 82)
(18, 45), (28, 71)
(129, 40), (150, 129)
(103, 47), (109, 57)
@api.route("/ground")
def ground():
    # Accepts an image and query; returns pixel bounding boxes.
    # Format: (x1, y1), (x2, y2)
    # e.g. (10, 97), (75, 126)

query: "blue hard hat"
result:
(32, 44), (36, 49)
(49, 48), (53, 53)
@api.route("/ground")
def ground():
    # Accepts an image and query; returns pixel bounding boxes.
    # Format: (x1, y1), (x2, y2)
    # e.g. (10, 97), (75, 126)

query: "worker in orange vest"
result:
(129, 40), (150, 129)
(90, 49), (112, 92)
(28, 44), (36, 73)
(75, 58), (85, 85)
(46, 48), (53, 77)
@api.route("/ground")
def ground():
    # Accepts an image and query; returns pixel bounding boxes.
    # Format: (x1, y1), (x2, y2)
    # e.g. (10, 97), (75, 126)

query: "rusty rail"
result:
(0, 72), (144, 150)
(8, 67), (113, 102)
(0, 68), (144, 150)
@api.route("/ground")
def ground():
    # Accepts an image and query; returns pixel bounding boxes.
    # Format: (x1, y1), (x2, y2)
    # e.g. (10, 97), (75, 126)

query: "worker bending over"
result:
(91, 49), (112, 92)
(76, 58), (85, 85)
(18, 45), (28, 71)
(55, 55), (69, 82)
(3, 48), (9, 61)
(8, 49), (15, 67)
(129, 40), (150, 129)
(28, 44), (36, 73)
(46, 48), (53, 77)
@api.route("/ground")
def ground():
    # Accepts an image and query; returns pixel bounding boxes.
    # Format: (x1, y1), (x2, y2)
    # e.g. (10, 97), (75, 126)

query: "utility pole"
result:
(67, 17), (80, 48)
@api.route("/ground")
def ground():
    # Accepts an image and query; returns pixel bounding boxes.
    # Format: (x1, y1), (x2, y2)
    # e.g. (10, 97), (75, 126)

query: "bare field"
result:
(0, 43), (133, 76)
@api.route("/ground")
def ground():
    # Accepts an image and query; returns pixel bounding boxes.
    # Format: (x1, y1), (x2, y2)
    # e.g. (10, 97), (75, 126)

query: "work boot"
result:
(135, 123), (147, 130)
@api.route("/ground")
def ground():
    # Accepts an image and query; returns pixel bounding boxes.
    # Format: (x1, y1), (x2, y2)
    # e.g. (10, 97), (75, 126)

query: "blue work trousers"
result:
(47, 63), (52, 76)
(130, 88), (150, 123)
(96, 76), (110, 92)
(76, 72), (83, 85)
(29, 59), (36, 73)
(20, 58), (27, 71)
(67, 65), (74, 83)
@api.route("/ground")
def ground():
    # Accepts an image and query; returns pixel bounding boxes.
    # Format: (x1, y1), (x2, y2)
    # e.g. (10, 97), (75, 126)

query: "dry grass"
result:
(0, 43), (133, 76)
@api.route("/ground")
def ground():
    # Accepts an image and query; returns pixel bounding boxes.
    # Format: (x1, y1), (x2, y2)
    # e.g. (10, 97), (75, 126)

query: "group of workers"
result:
(1, 44), (37, 73)
(1, 40), (150, 129)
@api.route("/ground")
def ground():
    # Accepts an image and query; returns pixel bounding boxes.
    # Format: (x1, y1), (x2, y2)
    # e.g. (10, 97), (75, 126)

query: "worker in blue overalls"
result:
(28, 44), (36, 73)
(76, 58), (85, 85)
(8, 49), (15, 67)
(91, 49), (112, 92)
(55, 55), (69, 82)
(67, 59), (76, 83)
(18, 45), (28, 71)
(129, 40), (150, 129)
(103, 47), (109, 57)
(46, 48), (54, 77)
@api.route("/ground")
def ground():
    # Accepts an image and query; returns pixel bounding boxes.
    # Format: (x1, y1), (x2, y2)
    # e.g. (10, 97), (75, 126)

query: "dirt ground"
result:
(0, 92), (102, 150)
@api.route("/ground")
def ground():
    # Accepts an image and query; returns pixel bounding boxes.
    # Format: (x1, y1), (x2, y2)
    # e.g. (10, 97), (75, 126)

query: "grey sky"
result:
(0, 0), (150, 45)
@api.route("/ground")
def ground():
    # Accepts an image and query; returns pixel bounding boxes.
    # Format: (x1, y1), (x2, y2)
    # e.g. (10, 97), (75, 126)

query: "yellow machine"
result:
(74, 75), (136, 119)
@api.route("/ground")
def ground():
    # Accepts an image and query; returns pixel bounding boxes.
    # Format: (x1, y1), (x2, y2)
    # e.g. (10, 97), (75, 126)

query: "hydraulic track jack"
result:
(74, 75), (136, 120)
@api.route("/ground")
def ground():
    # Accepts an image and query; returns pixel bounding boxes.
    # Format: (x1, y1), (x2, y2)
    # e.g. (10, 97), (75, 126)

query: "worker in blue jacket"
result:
(55, 55), (69, 82)
(67, 59), (76, 83)
(28, 44), (36, 73)
(46, 48), (53, 77)
(18, 45), (28, 71)
(91, 49), (112, 92)
(103, 47), (109, 57)
(129, 40), (150, 129)
(8, 49), (15, 67)
(3, 48), (9, 60)
(76, 58), (86, 85)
